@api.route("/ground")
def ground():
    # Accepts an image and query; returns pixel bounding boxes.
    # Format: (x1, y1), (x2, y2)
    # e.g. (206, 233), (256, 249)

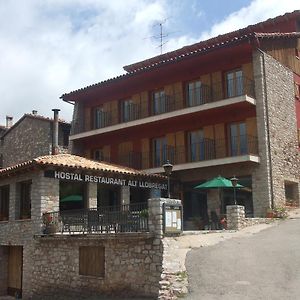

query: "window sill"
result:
(0, 220), (9, 223)
(15, 218), (31, 222)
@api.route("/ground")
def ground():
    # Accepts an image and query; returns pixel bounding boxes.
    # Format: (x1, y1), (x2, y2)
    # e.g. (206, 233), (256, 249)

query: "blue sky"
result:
(0, 0), (299, 124)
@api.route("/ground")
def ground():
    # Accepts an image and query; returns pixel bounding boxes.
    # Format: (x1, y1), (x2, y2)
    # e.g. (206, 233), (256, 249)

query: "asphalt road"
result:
(185, 217), (300, 300)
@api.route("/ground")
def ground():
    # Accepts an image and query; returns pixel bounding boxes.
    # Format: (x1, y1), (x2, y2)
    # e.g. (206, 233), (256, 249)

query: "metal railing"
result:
(107, 135), (258, 169)
(42, 202), (149, 235)
(72, 77), (255, 133)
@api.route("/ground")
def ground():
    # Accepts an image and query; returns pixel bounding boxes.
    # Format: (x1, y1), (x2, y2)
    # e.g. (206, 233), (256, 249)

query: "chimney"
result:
(52, 109), (60, 155)
(6, 116), (13, 128)
(32, 110), (37, 115)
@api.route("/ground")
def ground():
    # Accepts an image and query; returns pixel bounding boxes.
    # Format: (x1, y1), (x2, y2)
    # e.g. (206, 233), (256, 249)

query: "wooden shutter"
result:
(214, 123), (225, 158)
(79, 246), (105, 277)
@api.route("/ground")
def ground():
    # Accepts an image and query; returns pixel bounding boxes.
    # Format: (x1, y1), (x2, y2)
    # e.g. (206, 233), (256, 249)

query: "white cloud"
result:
(0, 0), (169, 123)
(199, 0), (300, 40)
(0, 0), (299, 125)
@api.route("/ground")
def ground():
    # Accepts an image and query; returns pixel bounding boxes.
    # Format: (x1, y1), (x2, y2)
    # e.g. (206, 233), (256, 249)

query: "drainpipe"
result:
(257, 49), (274, 209)
(52, 109), (60, 155)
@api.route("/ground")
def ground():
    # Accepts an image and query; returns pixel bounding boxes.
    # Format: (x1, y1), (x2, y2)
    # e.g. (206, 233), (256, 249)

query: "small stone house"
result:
(0, 154), (168, 299)
(0, 111), (71, 169)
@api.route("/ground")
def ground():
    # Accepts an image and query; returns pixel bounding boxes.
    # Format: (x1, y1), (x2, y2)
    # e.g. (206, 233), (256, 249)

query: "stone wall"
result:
(0, 246), (8, 296)
(226, 205), (245, 230)
(31, 235), (161, 299)
(0, 174), (172, 299)
(252, 50), (300, 215)
(0, 116), (70, 168)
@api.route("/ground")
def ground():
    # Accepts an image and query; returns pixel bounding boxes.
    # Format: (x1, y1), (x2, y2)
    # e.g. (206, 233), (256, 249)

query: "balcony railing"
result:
(42, 202), (148, 235)
(104, 135), (258, 170)
(72, 77), (255, 134)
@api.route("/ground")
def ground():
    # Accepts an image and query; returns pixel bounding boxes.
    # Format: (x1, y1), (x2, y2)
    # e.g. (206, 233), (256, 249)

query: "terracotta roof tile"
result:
(0, 154), (165, 179)
(255, 32), (300, 38)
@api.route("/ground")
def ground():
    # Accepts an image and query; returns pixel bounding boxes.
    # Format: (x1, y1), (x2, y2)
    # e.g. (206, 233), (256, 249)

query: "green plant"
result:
(273, 206), (288, 219)
(140, 209), (149, 218)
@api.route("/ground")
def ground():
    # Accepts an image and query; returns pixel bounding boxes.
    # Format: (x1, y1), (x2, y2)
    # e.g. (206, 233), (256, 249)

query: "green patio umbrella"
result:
(60, 194), (83, 203)
(194, 176), (244, 213)
(194, 176), (244, 189)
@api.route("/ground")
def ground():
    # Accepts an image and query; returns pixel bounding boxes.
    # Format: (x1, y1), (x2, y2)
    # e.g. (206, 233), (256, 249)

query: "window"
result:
(229, 122), (247, 156)
(59, 181), (86, 211)
(152, 137), (167, 167)
(152, 90), (167, 115)
(120, 99), (138, 122)
(188, 130), (205, 162)
(93, 149), (104, 161)
(79, 246), (105, 277)
(226, 70), (243, 98)
(186, 80), (202, 107)
(0, 185), (9, 221)
(93, 106), (110, 129)
(18, 181), (31, 220)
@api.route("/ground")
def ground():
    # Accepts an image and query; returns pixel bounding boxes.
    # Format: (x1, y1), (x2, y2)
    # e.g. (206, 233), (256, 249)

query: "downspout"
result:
(257, 48), (275, 209)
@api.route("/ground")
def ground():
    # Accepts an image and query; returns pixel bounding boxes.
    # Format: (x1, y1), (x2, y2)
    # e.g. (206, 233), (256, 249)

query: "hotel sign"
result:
(44, 170), (167, 190)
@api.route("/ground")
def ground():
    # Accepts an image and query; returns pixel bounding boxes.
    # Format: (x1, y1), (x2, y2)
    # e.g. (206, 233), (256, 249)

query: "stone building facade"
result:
(61, 11), (300, 222)
(0, 154), (173, 299)
(0, 112), (70, 168)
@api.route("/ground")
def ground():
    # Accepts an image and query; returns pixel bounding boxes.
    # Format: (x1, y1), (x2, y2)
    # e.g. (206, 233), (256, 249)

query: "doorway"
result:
(7, 246), (23, 298)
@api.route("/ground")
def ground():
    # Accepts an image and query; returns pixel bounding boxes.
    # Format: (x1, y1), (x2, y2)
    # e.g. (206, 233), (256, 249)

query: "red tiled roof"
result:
(61, 10), (300, 100)
(255, 32), (300, 38)
(0, 154), (165, 179)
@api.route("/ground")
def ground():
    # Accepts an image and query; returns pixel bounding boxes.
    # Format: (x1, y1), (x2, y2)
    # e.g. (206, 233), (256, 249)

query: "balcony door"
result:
(120, 99), (138, 122)
(226, 70), (243, 98)
(186, 80), (202, 107)
(188, 130), (205, 162)
(152, 137), (167, 167)
(94, 106), (109, 129)
(152, 90), (167, 115)
(229, 122), (247, 156)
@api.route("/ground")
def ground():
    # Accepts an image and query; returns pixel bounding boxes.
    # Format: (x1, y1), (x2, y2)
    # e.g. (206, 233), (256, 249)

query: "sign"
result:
(163, 203), (183, 234)
(44, 170), (167, 190)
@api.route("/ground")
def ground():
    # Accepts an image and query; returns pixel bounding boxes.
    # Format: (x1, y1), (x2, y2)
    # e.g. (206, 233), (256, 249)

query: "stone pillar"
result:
(148, 198), (182, 238)
(207, 189), (220, 214)
(121, 186), (130, 205)
(0, 246), (8, 296)
(226, 205), (245, 230)
(87, 182), (97, 208)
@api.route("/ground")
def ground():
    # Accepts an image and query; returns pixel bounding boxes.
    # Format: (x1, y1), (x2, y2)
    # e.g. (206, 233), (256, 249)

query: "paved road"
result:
(185, 217), (300, 300)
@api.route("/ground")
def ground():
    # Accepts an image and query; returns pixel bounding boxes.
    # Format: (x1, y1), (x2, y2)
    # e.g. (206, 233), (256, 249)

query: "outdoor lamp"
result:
(230, 176), (238, 205)
(163, 160), (173, 198)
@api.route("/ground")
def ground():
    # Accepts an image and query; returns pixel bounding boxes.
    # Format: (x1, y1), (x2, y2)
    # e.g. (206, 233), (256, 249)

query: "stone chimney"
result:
(52, 109), (60, 155)
(6, 116), (13, 128)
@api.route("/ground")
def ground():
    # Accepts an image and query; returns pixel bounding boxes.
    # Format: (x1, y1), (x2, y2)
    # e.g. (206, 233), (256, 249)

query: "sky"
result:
(0, 0), (299, 125)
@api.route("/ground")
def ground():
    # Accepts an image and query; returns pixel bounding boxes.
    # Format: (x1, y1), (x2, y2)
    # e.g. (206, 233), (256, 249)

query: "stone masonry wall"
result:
(0, 246), (8, 296)
(31, 236), (161, 299)
(2, 117), (51, 167)
(252, 50), (300, 215)
(0, 171), (47, 298)
(0, 178), (166, 299)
